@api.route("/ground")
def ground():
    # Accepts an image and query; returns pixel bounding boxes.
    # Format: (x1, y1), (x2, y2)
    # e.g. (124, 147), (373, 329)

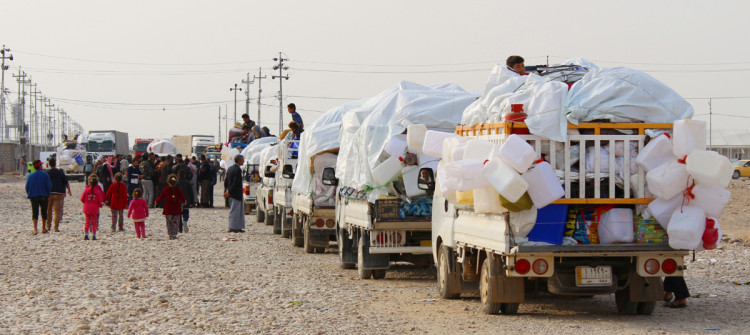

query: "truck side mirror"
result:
(264, 165), (275, 178)
(417, 168), (435, 191)
(282, 164), (295, 179)
(322, 167), (338, 186)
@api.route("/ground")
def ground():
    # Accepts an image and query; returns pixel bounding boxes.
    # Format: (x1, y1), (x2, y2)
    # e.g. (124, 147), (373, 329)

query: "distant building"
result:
(709, 129), (750, 161)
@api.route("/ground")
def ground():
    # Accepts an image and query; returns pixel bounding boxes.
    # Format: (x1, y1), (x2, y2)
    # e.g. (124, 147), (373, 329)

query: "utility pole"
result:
(1, 45), (13, 141)
(271, 52), (289, 135)
(12, 68), (28, 143)
(218, 106), (221, 145)
(230, 83), (242, 125)
(45, 98), (54, 146)
(242, 73), (253, 120)
(708, 98), (713, 151)
(253, 67), (266, 127)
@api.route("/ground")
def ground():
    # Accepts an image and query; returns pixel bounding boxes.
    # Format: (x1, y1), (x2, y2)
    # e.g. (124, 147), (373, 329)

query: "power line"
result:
(292, 67), (491, 74)
(14, 50), (268, 66)
(293, 59), (500, 67)
(548, 55), (750, 66)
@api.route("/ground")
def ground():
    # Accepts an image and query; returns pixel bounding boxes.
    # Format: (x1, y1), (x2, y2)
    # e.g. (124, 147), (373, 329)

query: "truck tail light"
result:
(532, 259), (548, 275)
(243, 186), (250, 195)
(662, 259), (678, 274)
(268, 196), (273, 205)
(644, 259), (660, 275)
(315, 219), (325, 228)
(514, 259), (531, 275)
(325, 219), (335, 228)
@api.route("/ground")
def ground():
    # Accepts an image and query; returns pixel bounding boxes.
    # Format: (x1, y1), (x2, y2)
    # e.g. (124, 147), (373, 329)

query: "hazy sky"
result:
(2, 0), (749, 146)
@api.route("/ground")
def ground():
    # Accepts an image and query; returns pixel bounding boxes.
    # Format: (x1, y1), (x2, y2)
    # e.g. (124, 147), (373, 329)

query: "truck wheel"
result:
(438, 245), (460, 299)
(304, 225), (315, 254)
(357, 231), (373, 279)
(315, 247), (326, 254)
(244, 203), (251, 215)
(272, 208), (281, 235)
(615, 289), (638, 315)
(480, 258), (501, 315)
(733, 170), (740, 179)
(292, 214), (304, 247)
(256, 207), (265, 224)
(338, 228), (356, 270)
(372, 269), (386, 279)
(636, 301), (656, 315)
(281, 208), (291, 238)
(265, 209), (274, 226)
(500, 303), (519, 315)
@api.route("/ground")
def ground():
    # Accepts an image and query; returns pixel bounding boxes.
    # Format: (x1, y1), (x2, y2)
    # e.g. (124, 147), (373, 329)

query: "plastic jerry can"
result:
(522, 159), (564, 208)
(686, 183), (731, 218)
(685, 150), (732, 188)
(498, 134), (536, 173)
(483, 158), (529, 203)
(473, 184), (502, 214)
(636, 133), (676, 172)
(646, 194), (684, 229)
(401, 165), (426, 197)
(646, 160), (691, 200)
(406, 124), (427, 154)
(443, 159), (487, 191)
(456, 190), (474, 206)
(597, 208), (635, 244)
(422, 130), (457, 158)
(436, 162), (457, 204)
(384, 134), (408, 157)
(504, 103), (530, 135)
(372, 155), (404, 186)
(463, 139), (497, 161)
(702, 218), (719, 250)
(672, 119), (706, 158)
(418, 153), (439, 171)
(667, 205), (706, 250)
(442, 136), (470, 162)
(499, 192), (533, 212)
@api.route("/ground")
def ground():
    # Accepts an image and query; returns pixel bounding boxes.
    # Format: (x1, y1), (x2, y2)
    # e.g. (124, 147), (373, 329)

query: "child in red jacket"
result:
(106, 172), (129, 232)
(80, 176), (105, 240)
(155, 174), (186, 240)
(127, 188), (149, 238)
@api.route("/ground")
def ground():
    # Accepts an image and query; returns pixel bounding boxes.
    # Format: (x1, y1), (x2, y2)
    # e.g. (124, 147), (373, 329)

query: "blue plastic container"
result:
(528, 204), (569, 245)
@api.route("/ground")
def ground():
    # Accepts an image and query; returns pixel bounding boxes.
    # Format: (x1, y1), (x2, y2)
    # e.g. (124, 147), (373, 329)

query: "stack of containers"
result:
(638, 120), (732, 250)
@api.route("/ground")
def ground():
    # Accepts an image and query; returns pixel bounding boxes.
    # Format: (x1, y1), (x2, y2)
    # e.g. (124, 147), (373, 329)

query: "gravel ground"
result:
(1, 174), (749, 334)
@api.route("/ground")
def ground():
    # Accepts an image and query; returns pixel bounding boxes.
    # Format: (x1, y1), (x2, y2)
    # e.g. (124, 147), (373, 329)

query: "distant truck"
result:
(172, 135), (215, 158)
(87, 130), (129, 157)
(133, 138), (154, 158)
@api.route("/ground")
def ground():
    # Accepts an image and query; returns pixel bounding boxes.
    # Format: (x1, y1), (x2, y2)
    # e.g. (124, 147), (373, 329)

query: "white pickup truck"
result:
(257, 145), (278, 227)
(426, 122), (688, 315)
(272, 139), (299, 238)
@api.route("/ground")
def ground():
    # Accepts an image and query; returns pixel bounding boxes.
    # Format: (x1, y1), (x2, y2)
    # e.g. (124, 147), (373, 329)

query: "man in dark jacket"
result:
(46, 158), (72, 232)
(139, 153), (156, 208)
(25, 160), (52, 235)
(224, 155), (245, 233)
(197, 155), (213, 207)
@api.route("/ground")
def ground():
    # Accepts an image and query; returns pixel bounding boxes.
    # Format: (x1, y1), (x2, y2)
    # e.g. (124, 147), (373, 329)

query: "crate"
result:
(528, 204), (569, 245)
(375, 198), (401, 220)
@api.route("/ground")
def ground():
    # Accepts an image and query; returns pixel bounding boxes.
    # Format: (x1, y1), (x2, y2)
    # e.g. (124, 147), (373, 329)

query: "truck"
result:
(54, 136), (87, 181)
(87, 130), (129, 157)
(133, 138), (154, 158)
(271, 139), (299, 239)
(291, 151), (339, 253)
(240, 137), (279, 215)
(172, 135), (215, 158)
(257, 145), (279, 227)
(425, 122), (689, 315)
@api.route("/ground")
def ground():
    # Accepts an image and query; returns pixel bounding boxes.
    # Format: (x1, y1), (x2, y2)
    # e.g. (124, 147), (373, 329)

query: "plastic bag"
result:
(569, 205), (613, 244)
(634, 214), (667, 244)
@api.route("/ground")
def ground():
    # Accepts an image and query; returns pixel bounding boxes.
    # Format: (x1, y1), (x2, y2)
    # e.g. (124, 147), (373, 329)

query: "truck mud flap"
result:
(627, 275), (662, 302)
(489, 254), (524, 303)
(360, 230), (389, 270)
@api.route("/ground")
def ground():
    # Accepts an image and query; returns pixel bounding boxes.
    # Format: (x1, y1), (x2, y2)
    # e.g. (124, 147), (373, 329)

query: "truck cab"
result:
(256, 145), (278, 228)
(242, 162), (260, 215)
(272, 139), (299, 238)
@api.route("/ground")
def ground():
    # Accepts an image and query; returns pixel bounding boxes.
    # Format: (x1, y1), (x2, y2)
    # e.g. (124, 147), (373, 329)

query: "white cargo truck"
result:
(172, 135), (215, 158)
(271, 139), (299, 238)
(257, 144), (279, 228)
(87, 130), (129, 157)
(426, 122), (689, 315)
(240, 137), (279, 215)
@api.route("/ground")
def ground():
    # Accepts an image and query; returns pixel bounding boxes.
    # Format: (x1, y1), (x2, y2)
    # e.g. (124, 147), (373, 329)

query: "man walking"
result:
(198, 155), (212, 207)
(25, 160), (51, 235)
(224, 154), (245, 233)
(139, 153), (156, 208)
(46, 159), (72, 232)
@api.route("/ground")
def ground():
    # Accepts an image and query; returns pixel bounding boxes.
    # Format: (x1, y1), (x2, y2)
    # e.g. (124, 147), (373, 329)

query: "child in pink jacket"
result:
(127, 188), (149, 238)
(80, 176), (105, 240)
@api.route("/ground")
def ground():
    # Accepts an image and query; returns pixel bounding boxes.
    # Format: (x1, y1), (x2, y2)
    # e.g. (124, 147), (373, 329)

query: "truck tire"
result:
(272, 207), (281, 235)
(338, 228), (356, 270)
(615, 289), (638, 315)
(315, 247), (326, 254)
(256, 207), (265, 224)
(304, 225), (315, 254)
(357, 230), (373, 279)
(438, 245), (460, 299)
(265, 209), (274, 226)
(244, 203), (251, 215)
(292, 214), (304, 247)
(480, 258), (501, 315)
(281, 208), (291, 238)
(500, 302), (519, 315)
(636, 301), (656, 315)
(372, 269), (386, 279)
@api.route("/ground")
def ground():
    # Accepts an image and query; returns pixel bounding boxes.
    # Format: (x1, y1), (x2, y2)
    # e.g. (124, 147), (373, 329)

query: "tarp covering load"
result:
(336, 81), (478, 203)
(258, 145), (279, 187)
(461, 60), (694, 142)
(148, 138), (178, 156)
(241, 136), (279, 164)
(290, 100), (367, 206)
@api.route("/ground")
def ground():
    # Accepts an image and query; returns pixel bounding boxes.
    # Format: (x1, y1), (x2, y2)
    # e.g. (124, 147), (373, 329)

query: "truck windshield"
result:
(194, 146), (207, 155)
(88, 142), (114, 152)
(134, 143), (149, 152)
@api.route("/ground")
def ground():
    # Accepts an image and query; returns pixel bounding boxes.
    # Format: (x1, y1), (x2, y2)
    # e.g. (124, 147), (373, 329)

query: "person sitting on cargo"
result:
(241, 113), (256, 129)
(261, 126), (273, 137)
(287, 103), (303, 130)
(506, 55), (527, 76)
(239, 125), (252, 144)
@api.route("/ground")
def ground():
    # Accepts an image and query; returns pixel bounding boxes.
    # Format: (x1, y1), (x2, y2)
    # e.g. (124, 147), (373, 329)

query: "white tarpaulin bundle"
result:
(461, 60), (694, 142)
(290, 100), (367, 201)
(336, 81), (478, 203)
(148, 138), (178, 156)
(241, 136), (279, 164)
(258, 145), (279, 187)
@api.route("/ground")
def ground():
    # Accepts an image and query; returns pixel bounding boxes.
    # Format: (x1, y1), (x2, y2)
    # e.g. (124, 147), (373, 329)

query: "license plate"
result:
(576, 266), (612, 287)
(420, 240), (432, 247)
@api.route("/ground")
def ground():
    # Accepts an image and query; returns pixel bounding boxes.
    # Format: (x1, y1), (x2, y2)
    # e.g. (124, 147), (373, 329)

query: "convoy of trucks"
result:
(87, 130), (129, 157)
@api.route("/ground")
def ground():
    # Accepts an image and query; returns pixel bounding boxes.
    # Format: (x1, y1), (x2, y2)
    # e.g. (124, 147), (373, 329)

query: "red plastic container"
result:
(505, 104), (530, 134)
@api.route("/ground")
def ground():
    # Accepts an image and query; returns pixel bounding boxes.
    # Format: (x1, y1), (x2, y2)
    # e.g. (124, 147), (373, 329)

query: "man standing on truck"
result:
(46, 158), (72, 232)
(287, 103), (303, 130)
(224, 154), (245, 233)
